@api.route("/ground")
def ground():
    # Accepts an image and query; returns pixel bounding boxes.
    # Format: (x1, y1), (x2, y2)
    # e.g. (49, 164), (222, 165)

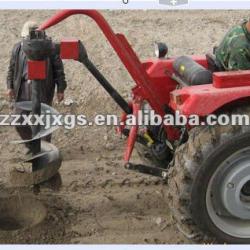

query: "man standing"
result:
(215, 19), (250, 71)
(6, 21), (67, 150)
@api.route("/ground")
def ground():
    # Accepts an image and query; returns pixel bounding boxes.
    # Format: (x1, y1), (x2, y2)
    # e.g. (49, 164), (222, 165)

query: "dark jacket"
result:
(7, 41), (67, 104)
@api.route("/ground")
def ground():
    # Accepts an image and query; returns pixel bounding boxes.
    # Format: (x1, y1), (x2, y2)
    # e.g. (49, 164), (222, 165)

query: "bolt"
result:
(227, 183), (235, 189)
(162, 171), (168, 179)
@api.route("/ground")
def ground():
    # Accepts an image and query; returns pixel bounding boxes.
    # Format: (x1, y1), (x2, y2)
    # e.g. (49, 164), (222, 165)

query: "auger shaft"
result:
(22, 29), (52, 171)
(31, 79), (42, 171)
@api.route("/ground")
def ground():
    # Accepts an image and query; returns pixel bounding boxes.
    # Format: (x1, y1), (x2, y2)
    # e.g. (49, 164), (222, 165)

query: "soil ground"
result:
(0, 10), (248, 244)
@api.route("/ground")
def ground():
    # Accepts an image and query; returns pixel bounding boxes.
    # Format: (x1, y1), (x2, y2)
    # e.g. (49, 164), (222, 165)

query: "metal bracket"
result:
(125, 163), (168, 179)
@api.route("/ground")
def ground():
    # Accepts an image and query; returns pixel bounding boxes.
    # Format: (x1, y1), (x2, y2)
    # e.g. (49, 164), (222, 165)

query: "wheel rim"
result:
(206, 147), (250, 238)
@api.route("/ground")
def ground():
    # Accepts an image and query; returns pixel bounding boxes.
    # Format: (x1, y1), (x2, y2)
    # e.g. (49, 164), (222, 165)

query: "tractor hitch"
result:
(125, 163), (168, 179)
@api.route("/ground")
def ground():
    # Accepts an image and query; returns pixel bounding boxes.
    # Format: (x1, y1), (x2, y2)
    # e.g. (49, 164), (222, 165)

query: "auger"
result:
(10, 29), (62, 187)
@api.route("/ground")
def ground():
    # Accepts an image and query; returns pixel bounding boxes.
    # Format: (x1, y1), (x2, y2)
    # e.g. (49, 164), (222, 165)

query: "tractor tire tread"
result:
(166, 106), (250, 243)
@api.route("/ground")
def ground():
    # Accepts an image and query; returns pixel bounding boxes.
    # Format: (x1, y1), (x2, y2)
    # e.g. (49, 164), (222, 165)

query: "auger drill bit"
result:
(10, 29), (62, 187)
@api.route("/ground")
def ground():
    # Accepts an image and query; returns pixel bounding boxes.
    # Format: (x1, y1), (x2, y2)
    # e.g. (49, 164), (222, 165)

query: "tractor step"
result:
(125, 163), (168, 179)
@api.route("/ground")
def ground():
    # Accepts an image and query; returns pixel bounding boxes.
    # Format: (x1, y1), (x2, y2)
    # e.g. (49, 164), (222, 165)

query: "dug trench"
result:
(0, 10), (249, 243)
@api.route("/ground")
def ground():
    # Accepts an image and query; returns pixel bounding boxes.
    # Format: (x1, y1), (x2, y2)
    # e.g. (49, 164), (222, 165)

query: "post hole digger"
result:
(12, 9), (250, 243)
(10, 29), (62, 188)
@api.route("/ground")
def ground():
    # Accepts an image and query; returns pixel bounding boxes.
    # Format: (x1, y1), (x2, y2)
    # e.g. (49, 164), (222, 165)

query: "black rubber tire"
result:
(167, 106), (250, 244)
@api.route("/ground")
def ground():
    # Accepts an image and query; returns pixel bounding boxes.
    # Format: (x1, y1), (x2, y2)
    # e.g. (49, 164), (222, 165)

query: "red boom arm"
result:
(39, 9), (165, 116)
(39, 10), (175, 163)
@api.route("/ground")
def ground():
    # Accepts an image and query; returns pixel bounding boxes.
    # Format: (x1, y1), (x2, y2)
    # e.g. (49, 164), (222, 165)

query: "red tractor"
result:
(28, 10), (250, 243)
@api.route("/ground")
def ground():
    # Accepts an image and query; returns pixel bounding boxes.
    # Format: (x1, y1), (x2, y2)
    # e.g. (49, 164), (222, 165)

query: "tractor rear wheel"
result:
(167, 107), (250, 243)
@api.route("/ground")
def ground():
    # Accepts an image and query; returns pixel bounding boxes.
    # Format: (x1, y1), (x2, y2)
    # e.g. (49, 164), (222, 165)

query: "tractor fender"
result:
(169, 84), (250, 116)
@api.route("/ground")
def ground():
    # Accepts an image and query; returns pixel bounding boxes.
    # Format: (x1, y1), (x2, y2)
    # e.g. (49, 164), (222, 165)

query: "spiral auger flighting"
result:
(9, 29), (62, 188)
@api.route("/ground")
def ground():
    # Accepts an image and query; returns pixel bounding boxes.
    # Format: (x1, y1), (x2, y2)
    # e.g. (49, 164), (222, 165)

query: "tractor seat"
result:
(206, 53), (224, 72)
(173, 56), (213, 86)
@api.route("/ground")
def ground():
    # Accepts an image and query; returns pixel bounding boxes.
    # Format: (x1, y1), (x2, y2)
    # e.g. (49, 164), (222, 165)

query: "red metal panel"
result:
(169, 84), (250, 116)
(142, 56), (208, 107)
(213, 70), (250, 88)
(60, 39), (79, 60)
(28, 60), (47, 80)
